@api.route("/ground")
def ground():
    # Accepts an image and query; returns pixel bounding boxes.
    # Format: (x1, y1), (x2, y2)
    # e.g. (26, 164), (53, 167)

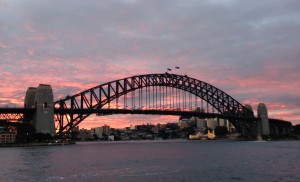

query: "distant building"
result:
(108, 135), (114, 141)
(196, 118), (206, 132)
(178, 115), (190, 128)
(93, 125), (110, 139)
(102, 125), (110, 135)
(178, 120), (189, 128)
(78, 129), (94, 141)
(0, 127), (17, 143)
(193, 107), (207, 133)
(94, 127), (103, 139)
(178, 107), (206, 130)
(179, 107), (236, 134)
(206, 118), (236, 134)
(207, 118), (218, 130)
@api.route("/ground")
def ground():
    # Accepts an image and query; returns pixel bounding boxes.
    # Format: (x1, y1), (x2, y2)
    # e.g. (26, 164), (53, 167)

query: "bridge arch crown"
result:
(55, 73), (254, 137)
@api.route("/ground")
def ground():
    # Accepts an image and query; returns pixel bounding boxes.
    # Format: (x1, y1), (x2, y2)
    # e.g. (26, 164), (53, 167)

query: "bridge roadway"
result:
(0, 108), (35, 114)
(0, 107), (256, 121)
(0, 107), (292, 137)
(55, 108), (256, 120)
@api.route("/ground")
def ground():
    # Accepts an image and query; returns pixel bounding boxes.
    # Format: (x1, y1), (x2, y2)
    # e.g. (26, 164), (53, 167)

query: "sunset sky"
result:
(0, 0), (299, 129)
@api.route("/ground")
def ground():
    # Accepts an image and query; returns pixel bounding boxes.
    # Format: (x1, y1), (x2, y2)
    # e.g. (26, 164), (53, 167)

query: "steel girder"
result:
(0, 113), (23, 121)
(0, 108), (35, 121)
(54, 73), (255, 137)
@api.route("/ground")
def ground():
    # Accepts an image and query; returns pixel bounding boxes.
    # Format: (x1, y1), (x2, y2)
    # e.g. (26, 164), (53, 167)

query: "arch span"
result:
(54, 73), (255, 137)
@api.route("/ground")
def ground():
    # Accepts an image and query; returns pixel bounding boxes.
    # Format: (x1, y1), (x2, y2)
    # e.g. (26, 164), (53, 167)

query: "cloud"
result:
(1, 0), (300, 127)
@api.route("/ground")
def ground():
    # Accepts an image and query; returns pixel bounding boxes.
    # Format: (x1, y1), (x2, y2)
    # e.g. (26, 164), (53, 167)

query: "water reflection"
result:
(11, 147), (53, 181)
(0, 141), (300, 182)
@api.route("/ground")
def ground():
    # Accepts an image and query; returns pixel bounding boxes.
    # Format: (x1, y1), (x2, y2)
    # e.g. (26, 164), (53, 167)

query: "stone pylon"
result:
(24, 84), (55, 136)
(245, 104), (258, 137)
(24, 87), (37, 125)
(257, 103), (270, 136)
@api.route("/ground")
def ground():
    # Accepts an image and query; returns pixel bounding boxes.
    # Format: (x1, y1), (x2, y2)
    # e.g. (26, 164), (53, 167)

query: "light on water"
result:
(1, 140), (300, 182)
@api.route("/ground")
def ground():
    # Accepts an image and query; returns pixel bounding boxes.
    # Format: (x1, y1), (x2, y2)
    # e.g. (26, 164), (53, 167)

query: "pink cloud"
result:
(27, 48), (35, 56)
(24, 34), (56, 42)
(0, 42), (9, 49)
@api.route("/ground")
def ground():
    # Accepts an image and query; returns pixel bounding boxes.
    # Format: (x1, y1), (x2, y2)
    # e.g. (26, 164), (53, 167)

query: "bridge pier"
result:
(24, 84), (55, 136)
(24, 87), (37, 124)
(257, 103), (270, 136)
(245, 104), (271, 139)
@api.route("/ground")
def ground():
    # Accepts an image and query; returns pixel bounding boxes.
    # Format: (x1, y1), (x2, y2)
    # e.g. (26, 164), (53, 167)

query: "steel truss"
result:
(0, 113), (23, 121)
(0, 108), (35, 121)
(55, 73), (255, 137)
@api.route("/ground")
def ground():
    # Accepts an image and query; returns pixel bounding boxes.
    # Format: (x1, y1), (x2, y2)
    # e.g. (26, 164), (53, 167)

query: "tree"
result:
(71, 131), (80, 141)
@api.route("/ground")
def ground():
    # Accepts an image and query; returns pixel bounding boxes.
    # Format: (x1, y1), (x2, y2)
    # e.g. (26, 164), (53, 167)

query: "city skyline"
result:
(0, 0), (300, 128)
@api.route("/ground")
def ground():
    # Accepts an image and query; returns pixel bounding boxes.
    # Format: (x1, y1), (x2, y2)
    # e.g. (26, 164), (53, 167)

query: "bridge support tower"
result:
(24, 84), (55, 136)
(245, 104), (258, 137)
(257, 103), (270, 136)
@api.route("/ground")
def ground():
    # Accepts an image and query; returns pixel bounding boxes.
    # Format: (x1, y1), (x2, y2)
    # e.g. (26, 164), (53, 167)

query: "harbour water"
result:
(1, 140), (300, 182)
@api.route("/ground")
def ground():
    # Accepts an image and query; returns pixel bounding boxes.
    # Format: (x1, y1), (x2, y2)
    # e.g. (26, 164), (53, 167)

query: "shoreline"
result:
(0, 142), (75, 148)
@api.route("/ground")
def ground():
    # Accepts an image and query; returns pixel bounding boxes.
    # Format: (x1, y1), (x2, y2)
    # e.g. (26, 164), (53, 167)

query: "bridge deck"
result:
(0, 108), (35, 114)
(0, 107), (255, 120)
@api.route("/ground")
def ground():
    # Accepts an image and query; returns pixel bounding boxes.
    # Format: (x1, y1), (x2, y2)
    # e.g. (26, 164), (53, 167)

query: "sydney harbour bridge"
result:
(0, 73), (290, 139)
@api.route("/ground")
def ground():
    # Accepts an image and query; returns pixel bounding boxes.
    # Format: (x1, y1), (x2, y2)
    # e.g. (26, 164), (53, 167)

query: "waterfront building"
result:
(196, 118), (207, 133)
(178, 115), (190, 128)
(94, 127), (103, 139)
(0, 127), (17, 143)
(178, 120), (189, 128)
(93, 125), (111, 139)
(191, 108), (207, 133)
(178, 107), (206, 130)
(102, 125), (110, 135)
(108, 135), (114, 141)
(207, 118), (218, 130)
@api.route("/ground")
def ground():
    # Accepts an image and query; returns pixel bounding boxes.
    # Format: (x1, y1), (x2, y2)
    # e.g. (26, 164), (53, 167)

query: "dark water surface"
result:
(1, 140), (300, 182)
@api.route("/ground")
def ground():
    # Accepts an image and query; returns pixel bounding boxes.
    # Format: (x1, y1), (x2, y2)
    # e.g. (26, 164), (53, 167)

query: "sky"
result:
(0, 0), (300, 129)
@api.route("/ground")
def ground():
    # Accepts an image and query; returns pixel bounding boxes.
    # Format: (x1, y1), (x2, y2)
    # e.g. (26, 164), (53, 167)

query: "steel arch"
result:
(55, 73), (255, 137)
